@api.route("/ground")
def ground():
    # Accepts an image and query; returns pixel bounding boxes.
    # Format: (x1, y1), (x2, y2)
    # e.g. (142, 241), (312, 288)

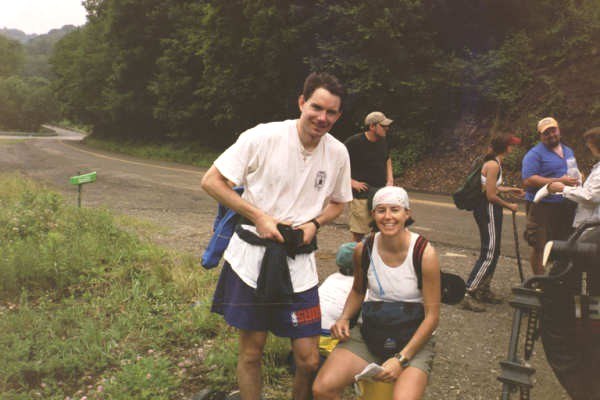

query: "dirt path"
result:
(0, 137), (568, 399)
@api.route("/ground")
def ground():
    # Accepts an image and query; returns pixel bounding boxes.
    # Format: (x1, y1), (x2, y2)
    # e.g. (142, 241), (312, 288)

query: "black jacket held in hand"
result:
(236, 224), (317, 304)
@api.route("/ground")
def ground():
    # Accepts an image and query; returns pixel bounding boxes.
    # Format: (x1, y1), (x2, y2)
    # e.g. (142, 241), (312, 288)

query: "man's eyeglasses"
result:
(542, 127), (557, 136)
(379, 124), (390, 129)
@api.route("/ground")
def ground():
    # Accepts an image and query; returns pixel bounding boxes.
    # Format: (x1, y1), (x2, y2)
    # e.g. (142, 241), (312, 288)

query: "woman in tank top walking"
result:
(461, 134), (524, 312)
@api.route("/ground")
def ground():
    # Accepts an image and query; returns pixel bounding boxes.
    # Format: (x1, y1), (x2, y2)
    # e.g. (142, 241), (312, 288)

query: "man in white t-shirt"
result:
(201, 72), (352, 400)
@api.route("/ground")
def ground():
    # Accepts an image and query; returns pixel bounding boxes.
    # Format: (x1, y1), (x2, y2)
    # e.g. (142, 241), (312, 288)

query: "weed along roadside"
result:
(0, 172), (295, 399)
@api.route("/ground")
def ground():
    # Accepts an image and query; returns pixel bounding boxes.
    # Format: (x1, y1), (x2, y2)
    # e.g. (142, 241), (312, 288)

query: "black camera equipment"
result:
(498, 221), (600, 400)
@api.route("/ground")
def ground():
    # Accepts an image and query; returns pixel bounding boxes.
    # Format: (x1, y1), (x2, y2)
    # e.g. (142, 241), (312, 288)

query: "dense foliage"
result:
(0, 27), (74, 131)
(4, 1), (600, 159)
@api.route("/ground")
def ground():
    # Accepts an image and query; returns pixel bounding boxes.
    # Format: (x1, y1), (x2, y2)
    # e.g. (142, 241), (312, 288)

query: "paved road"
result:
(0, 126), (529, 259)
(0, 125), (85, 141)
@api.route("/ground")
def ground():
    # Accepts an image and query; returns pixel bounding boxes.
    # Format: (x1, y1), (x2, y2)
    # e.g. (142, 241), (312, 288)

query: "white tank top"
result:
(365, 231), (423, 303)
(481, 159), (502, 187)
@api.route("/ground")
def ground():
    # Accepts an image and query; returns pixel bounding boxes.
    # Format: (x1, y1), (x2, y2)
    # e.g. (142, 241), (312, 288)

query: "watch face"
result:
(395, 354), (409, 367)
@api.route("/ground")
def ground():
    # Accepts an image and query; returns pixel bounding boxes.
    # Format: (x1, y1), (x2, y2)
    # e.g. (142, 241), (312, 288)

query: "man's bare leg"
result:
(291, 335), (320, 400)
(238, 330), (268, 400)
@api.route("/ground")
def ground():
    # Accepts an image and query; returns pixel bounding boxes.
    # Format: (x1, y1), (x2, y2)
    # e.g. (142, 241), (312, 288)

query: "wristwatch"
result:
(394, 353), (410, 368)
(310, 218), (321, 230)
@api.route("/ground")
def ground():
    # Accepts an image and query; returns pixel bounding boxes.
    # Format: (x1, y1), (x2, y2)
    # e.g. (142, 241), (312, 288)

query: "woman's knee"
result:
(312, 374), (339, 400)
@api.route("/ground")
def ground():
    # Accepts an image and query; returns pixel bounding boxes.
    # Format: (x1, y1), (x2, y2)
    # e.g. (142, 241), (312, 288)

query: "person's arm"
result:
(201, 165), (284, 242)
(351, 179), (368, 192)
(521, 150), (579, 189)
(550, 169), (600, 205)
(297, 201), (346, 244)
(376, 243), (441, 382)
(523, 174), (579, 189)
(484, 161), (518, 212)
(386, 157), (394, 186)
(330, 243), (366, 341)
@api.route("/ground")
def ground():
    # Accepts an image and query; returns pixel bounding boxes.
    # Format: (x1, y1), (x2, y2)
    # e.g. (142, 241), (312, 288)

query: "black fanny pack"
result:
(360, 300), (424, 359)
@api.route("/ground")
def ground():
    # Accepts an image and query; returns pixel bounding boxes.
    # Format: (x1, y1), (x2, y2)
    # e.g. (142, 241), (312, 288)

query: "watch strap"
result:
(310, 218), (320, 230)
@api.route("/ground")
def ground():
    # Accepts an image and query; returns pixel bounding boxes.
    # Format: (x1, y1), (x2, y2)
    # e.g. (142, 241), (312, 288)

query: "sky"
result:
(0, 0), (87, 35)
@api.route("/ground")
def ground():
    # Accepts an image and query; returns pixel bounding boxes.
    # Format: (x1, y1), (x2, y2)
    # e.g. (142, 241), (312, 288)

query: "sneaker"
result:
(476, 288), (503, 304)
(461, 294), (486, 312)
(477, 282), (504, 304)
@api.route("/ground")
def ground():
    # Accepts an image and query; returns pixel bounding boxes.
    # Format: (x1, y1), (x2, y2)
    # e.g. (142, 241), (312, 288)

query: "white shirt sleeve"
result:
(213, 129), (258, 185)
(563, 165), (600, 206)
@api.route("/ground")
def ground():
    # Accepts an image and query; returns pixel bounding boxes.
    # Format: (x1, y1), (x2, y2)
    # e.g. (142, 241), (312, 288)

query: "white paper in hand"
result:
(533, 184), (550, 203)
(354, 363), (384, 382)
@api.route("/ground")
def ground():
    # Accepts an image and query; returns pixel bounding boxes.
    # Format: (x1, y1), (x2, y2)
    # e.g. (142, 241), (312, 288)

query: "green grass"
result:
(83, 137), (220, 169)
(0, 173), (292, 399)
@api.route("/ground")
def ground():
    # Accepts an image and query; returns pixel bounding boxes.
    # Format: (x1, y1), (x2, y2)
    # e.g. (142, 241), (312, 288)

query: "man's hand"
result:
(351, 179), (368, 192)
(374, 357), (402, 382)
(298, 221), (318, 245)
(254, 213), (284, 242)
(330, 319), (351, 342)
(507, 202), (519, 213)
(548, 181), (566, 193)
(558, 175), (579, 186)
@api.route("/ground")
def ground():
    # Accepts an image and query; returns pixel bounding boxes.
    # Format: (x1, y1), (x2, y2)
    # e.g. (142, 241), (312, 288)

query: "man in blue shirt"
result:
(522, 117), (579, 275)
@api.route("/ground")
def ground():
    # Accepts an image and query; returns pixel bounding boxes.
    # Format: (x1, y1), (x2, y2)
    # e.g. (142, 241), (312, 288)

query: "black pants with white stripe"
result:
(466, 199), (503, 292)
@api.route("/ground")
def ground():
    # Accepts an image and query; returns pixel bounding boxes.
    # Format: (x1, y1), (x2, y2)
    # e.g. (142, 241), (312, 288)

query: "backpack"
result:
(361, 233), (465, 305)
(452, 158), (484, 211)
(201, 187), (243, 269)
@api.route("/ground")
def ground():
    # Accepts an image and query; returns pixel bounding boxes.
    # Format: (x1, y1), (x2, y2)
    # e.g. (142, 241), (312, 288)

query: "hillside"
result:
(0, 28), (36, 43)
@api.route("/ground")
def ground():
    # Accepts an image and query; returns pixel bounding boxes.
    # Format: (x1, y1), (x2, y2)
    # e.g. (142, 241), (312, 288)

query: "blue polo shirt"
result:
(522, 142), (577, 202)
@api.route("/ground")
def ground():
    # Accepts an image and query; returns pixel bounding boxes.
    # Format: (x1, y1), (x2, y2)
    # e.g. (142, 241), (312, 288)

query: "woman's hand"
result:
(374, 357), (403, 382)
(330, 319), (351, 342)
(506, 202), (518, 213)
(510, 187), (525, 197)
(548, 181), (566, 194)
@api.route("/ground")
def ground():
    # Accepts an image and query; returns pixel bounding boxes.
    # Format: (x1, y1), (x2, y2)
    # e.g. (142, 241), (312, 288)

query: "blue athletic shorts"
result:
(211, 262), (321, 338)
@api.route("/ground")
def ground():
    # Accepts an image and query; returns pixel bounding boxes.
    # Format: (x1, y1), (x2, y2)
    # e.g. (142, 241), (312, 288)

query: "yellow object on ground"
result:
(356, 380), (394, 400)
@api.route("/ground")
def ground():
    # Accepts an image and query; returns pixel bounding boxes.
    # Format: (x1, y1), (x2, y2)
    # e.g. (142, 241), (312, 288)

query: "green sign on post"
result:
(70, 171), (97, 207)
(70, 171), (97, 185)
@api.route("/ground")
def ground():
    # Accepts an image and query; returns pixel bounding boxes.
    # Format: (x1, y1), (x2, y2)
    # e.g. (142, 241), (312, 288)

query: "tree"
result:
(0, 76), (58, 131)
(0, 35), (24, 77)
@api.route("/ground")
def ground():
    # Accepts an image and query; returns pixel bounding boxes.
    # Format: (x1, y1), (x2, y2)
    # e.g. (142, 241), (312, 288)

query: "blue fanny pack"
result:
(201, 186), (243, 269)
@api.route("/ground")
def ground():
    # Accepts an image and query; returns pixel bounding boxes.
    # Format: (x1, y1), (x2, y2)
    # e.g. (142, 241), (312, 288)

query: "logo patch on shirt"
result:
(315, 171), (327, 190)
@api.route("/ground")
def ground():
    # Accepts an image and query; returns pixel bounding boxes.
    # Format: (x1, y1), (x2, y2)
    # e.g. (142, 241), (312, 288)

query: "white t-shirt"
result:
(214, 119), (353, 292)
(318, 272), (354, 333)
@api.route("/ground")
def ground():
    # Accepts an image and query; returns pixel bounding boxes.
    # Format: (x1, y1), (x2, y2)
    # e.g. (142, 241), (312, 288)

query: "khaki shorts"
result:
(524, 201), (576, 250)
(349, 199), (372, 234)
(335, 325), (436, 375)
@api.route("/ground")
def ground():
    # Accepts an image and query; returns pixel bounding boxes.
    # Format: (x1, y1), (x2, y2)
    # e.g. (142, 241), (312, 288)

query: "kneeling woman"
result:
(313, 187), (440, 400)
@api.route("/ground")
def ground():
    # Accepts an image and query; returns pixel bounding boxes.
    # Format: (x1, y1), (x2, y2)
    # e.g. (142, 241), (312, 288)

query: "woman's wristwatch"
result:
(394, 352), (410, 368)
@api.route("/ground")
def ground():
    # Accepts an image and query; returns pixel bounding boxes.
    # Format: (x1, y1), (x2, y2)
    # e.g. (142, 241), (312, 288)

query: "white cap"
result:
(371, 186), (410, 210)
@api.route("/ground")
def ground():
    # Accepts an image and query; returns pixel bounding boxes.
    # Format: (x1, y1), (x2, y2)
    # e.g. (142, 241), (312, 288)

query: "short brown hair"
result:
(302, 72), (345, 108)
(583, 127), (600, 150)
